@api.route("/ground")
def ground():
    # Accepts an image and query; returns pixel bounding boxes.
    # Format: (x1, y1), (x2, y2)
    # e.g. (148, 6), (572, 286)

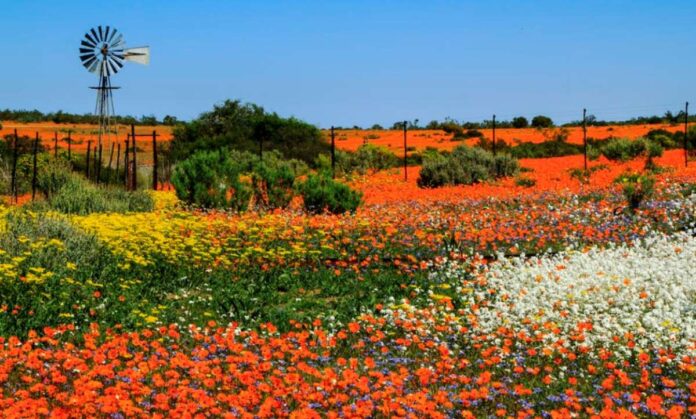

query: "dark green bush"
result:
(299, 174), (362, 214)
(251, 161), (296, 211)
(531, 115), (554, 128)
(172, 149), (251, 210)
(170, 100), (329, 165)
(512, 116), (529, 128)
(417, 146), (519, 188)
(514, 176), (536, 187)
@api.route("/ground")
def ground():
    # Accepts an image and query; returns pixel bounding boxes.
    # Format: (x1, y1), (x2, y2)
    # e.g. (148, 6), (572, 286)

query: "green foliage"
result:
(531, 115), (554, 128)
(337, 144), (401, 174)
(509, 139), (582, 159)
(172, 149), (251, 210)
(299, 174), (362, 214)
(417, 146), (519, 188)
(170, 100), (328, 165)
(44, 176), (154, 215)
(512, 116), (529, 128)
(453, 129), (483, 140)
(600, 138), (647, 161)
(514, 175), (536, 187)
(251, 161), (296, 211)
(614, 172), (655, 212)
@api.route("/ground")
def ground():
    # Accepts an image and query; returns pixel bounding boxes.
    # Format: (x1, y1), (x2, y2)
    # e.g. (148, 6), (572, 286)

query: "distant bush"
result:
(417, 146), (519, 188)
(172, 149), (251, 210)
(531, 115), (554, 128)
(299, 174), (362, 214)
(644, 140), (664, 171)
(509, 139), (583, 159)
(514, 175), (536, 187)
(170, 100), (328, 165)
(337, 144), (401, 174)
(512, 116), (529, 128)
(600, 138), (647, 161)
(453, 129), (483, 140)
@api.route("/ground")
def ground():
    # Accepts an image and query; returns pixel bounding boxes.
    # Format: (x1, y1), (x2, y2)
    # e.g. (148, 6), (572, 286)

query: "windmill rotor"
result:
(79, 25), (149, 151)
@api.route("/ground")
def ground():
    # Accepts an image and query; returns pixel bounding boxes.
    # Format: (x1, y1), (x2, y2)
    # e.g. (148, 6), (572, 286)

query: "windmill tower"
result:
(79, 26), (150, 148)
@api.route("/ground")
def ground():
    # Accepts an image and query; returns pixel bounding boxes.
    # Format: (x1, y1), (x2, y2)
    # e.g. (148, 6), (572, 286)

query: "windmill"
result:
(79, 25), (150, 148)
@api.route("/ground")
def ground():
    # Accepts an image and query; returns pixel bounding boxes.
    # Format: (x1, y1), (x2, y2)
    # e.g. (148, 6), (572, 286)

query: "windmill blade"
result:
(107, 27), (118, 44)
(82, 55), (98, 70)
(85, 32), (98, 47)
(79, 48), (95, 55)
(81, 39), (96, 49)
(110, 33), (125, 50)
(98, 25), (104, 42)
(90, 28), (99, 43)
(87, 57), (101, 73)
(104, 26), (111, 44)
(123, 46), (150, 65)
(107, 56), (122, 75)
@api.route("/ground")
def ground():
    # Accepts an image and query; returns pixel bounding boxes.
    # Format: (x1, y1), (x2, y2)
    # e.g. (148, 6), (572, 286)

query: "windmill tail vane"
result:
(79, 25), (150, 147)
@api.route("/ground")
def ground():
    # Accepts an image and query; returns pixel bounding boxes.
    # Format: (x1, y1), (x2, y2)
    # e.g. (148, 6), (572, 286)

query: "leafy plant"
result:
(614, 172), (655, 212)
(251, 161), (296, 211)
(418, 146), (519, 188)
(172, 149), (251, 210)
(299, 174), (362, 214)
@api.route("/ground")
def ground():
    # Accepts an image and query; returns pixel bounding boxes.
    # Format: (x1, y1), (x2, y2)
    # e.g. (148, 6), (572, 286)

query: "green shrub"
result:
(509, 139), (583, 159)
(172, 149), (251, 210)
(531, 115), (554, 128)
(251, 161), (296, 210)
(512, 116), (529, 128)
(600, 138), (646, 161)
(644, 141), (664, 171)
(170, 100), (329, 165)
(46, 176), (154, 214)
(514, 176), (536, 187)
(36, 156), (73, 198)
(418, 146), (519, 188)
(299, 174), (362, 214)
(614, 172), (655, 212)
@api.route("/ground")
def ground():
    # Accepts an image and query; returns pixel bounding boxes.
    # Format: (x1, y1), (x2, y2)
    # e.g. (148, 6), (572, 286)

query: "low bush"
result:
(46, 176), (154, 215)
(614, 172), (655, 212)
(514, 176), (536, 187)
(251, 161), (296, 211)
(172, 149), (251, 210)
(418, 146), (519, 188)
(299, 174), (362, 214)
(601, 138), (646, 161)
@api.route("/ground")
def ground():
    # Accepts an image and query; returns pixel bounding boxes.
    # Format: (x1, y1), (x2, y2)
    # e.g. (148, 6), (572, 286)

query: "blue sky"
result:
(1, 1), (694, 127)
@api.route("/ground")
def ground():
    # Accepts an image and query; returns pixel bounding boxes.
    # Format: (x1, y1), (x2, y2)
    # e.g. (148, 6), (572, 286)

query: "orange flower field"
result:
(327, 124), (684, 153)
(0, 135), (695, 417)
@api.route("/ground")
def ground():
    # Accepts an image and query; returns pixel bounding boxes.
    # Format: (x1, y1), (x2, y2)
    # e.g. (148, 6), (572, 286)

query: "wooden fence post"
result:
(96, 144), (103, 184)
(32, 132), (39, 201)
(331, 126), (336, 179)
(86, 140), (92, 179)
(107, 143), (115, 182)
(131, 125), (137, 190)
(67, 131), (72, 162)
(124, 137), (130, 188)
(152, 130), (158, 190)
(54, 132), (58, 158)
(11, 129), (18, 204)
(403, 121), (408, 181)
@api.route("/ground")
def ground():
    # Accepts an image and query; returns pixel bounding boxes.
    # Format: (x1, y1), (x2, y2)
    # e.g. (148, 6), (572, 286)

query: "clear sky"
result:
(1, 1), (694, 127)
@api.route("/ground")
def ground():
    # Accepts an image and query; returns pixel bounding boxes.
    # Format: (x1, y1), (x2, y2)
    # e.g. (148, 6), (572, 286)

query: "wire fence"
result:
(1, 124), (174, 204)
